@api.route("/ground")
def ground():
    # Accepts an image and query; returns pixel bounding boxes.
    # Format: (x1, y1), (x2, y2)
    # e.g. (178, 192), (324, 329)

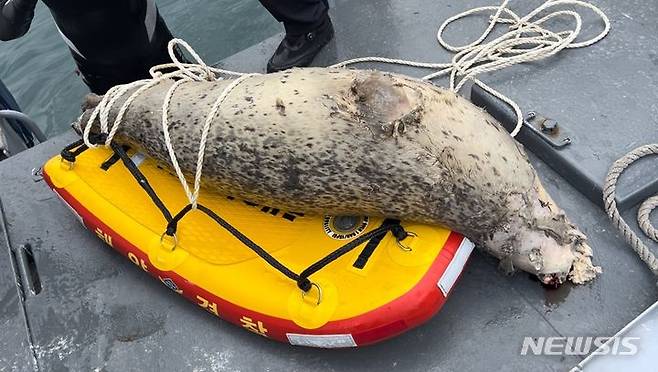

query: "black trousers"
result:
(258, 0), (329, 35)
(74, 12), (178, 94)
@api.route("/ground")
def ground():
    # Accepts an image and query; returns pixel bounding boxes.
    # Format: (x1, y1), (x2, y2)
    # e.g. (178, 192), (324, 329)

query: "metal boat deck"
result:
(1, 0), (657, 370)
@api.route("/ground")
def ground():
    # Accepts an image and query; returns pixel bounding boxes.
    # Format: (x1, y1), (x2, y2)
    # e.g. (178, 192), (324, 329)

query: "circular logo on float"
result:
(323, 215), (369, 240)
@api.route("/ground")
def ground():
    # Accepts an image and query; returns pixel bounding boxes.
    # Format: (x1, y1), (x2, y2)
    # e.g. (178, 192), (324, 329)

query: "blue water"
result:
(0, 0), (279, 137)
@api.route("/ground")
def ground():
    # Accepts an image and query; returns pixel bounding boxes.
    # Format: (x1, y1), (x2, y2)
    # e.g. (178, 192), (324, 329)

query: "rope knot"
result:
(297, 278), (312, 292)
(90, 133), (107, 145)
(508, 20), (527, 31)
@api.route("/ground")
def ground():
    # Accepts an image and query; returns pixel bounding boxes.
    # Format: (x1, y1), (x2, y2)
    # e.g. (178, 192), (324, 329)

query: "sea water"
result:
(0, 0), (279, 137)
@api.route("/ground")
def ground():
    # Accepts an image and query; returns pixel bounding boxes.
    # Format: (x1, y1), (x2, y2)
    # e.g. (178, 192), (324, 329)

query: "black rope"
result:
(61, 139), (173, 225)
(64, 139), (408, 292)
(296, 224), (396, 290)
(198, 204), (306, 283)
(164, 203), (194, 236)
(109, 142), (173, 224)
(164, 203), (405, 291)
(164, 203), (301, 283)
(165, 204), (403, 291)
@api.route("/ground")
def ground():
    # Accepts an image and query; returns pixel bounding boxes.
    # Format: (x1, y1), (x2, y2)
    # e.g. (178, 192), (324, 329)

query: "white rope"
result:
(331, 0), (610, 137)
(80, 0), (612, 212)
(603, 144), (658, 276)
(74, 0), (658, 282)
(78, 1), (658, 278)
(82, 39), (258, 208)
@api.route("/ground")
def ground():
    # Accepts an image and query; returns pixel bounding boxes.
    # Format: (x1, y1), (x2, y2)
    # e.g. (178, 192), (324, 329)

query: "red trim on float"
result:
(43, 170), (469, 346)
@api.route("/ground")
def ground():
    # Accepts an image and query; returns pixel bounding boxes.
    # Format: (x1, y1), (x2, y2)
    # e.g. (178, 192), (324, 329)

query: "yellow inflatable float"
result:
(43, 140), (474, 347)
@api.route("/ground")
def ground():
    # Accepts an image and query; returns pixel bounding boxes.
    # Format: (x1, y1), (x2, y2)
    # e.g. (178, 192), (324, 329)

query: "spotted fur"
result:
(79, 68), (599, 284)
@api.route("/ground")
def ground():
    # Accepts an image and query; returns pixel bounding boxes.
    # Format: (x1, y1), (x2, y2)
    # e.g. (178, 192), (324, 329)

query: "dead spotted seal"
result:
(78, 68), (600, 285)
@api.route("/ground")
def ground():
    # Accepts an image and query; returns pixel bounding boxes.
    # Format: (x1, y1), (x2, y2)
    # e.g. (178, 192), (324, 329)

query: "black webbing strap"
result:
(353, 218), (401, 269)
(60, 138), (172, 224)
(165, 204), (302, 284)
(297, 222), (406, 290)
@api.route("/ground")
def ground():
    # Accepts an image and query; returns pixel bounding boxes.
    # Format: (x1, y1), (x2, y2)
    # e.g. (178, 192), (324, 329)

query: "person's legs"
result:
(74, 12), (183, 94)
(259, 0), (329, 35)
(258, 0), (334, 72)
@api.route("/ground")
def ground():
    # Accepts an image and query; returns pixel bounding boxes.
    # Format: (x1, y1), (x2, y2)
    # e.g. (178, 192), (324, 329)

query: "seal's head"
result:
(71, 93), (104, 135)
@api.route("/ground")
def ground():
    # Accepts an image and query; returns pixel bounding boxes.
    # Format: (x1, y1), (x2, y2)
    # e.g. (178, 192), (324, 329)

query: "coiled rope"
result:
(79, 1), (658, 276)
(331, 0), (610, 136)
(603, 145), (658, 276)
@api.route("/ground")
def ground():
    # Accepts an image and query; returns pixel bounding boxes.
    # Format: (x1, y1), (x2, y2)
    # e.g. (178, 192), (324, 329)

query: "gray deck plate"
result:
(1, 131), (656, 371)
(0, 202), (35, 371)
(575, 300), (658, 371)
(470, 84), (658, 211)
(1, 0), (658, 370)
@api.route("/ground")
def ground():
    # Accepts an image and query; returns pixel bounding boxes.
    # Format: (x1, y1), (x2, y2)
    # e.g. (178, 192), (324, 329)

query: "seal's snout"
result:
(81, 93), (103, 112)
(538, 271), (568, 288)
(72, 93), (105, 136)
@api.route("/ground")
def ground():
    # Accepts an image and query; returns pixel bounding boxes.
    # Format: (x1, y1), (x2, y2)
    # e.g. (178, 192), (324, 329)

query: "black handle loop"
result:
(61, 134), (107, 163)
(60, 139), (87, 163)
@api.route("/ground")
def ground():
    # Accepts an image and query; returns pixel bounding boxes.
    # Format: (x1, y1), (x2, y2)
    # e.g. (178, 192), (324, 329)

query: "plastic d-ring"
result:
(60, 158), (74, 170)
(396, 231), (418, 252)
(301, 282), (323, 306)
(160, 232), (178, 251)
